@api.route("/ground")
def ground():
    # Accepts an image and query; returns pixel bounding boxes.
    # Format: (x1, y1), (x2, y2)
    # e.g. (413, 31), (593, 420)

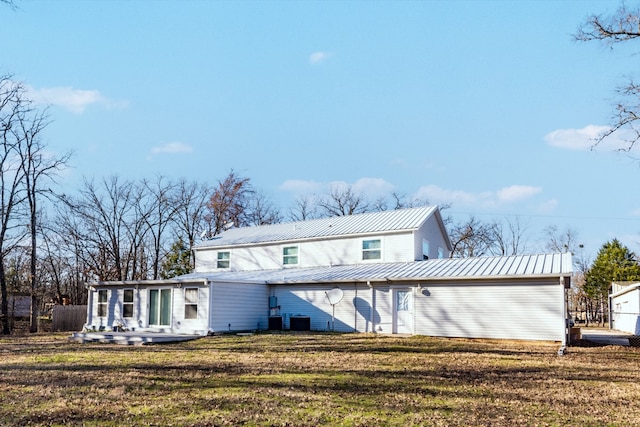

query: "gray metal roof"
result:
(166, 252), (573, 286)
(194, 206), (440, 249)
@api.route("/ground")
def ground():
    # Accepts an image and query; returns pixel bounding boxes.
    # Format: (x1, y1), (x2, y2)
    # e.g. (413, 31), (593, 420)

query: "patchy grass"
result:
(1, 333), (639, 426)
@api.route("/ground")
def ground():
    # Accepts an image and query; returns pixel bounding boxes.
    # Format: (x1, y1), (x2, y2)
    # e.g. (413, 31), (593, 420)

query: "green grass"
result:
(1, 332), (639, 426)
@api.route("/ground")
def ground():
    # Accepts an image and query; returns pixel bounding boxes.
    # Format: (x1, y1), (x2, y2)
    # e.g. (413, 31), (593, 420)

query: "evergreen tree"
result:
(160, 239), (192, 279)
(584, 239), (640, 324)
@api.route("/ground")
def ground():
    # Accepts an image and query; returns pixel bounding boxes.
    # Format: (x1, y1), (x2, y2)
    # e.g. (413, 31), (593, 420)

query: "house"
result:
(610, 282), (640, 335)
(84, 206), (573, 343)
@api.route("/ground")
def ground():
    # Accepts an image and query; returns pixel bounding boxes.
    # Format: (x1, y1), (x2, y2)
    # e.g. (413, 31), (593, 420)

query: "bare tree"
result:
(317, 184), (370, 217)
(205, 170), (254, 236)
(141, 176), (177, 279)
(0, 77), (29, 334)
(288, 195), (320, 221)
(172, 178), (211, 266)
(449, 216), (496, 258)
(542, 225), (580, 254)
(576, 3), (640, 152)
(245, 191), (282, 226)
(15, 104), (71, 331)
(491, 217), (529, 256)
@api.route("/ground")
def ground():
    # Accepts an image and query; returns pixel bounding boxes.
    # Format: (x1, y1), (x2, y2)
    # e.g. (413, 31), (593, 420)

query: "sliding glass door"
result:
(149, 289), (171, 326)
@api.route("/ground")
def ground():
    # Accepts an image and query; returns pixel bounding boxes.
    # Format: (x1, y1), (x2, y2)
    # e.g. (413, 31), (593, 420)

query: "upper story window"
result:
(184, 288), (198, 319)
(422, 239), (430, 260)
(362, 239), (381, 260)
(217, 251), (230, 269)
(123, 289), (134, 318)
(438, 247), (444, 259)
(97, 290), (107, 317)
(283, 246), (299, 265)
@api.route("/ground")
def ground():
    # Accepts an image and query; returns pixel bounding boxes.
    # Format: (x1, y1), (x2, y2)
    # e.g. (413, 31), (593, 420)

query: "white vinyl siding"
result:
(194, 232), (417, 271)
(413, 280), (564, 341)
(610, 284), (640, 334)
(209, 282), (269, 332)
(272, 284), (378, 333)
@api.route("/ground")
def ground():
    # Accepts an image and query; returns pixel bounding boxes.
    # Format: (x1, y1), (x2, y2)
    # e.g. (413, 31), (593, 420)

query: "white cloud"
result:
(496, 185), (542, 203)
(414, 184), (542, 209)
(27, 85), (123, 114)
(280, 179), (324, 194)
(151, 142), (193, 155)
(280, 177), (394, 199)
(309, 51), (332, 65)
(544, 124), (640, 152)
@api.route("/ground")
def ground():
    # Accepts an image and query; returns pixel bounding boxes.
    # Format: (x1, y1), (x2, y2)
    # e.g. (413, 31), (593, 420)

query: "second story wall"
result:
(413, 214), (451, 260)
(194, 231), (417, 273)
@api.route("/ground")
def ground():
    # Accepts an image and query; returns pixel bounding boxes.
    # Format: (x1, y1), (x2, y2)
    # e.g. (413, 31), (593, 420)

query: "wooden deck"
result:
(69, 331), (203, 346)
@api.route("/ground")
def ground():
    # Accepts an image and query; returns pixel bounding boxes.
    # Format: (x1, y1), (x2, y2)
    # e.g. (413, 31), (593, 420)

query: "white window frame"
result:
(184, 288), (198, 320)
(362, 239), (382, 260)
(283, 246), (299, 266)
(97, 290), (108, 317)
(422, 239), (430, 260)
(123, 289), (134, 318)
(216, 251), (230, 269)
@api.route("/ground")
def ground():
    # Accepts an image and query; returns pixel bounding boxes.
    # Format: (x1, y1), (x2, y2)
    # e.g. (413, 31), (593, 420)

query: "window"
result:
(97, 290), (107, 317)
(283, 246), (299, 265)
(437, 247), (444, 259)
(217, 251), (230, 269)
(184, 288), (198, 319)
(422, 239), (430, 260)
(362, 239), (381, 260)
(123, 289), (134, 318)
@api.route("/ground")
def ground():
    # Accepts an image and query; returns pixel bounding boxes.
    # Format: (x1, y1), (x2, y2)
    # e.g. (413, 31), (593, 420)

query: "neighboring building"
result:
(84, 206), (573, 343)
(610, 282), (640, 335)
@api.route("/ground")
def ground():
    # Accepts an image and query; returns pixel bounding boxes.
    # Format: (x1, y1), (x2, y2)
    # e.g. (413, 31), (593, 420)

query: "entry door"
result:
(394, 289), (413, 334)
(149, 289), (172, 326)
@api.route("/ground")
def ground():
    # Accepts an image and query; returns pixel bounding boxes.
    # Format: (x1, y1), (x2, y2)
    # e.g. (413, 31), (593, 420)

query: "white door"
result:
(394, 289), (413, 334)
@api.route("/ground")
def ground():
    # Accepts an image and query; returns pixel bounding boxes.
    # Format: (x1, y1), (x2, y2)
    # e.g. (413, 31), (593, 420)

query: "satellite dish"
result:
(325, 287), (344, 331)
(325, 287), (344, 305)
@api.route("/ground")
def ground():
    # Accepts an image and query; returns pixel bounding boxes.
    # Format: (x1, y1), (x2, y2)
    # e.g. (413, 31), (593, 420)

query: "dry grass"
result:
(1, 332), (639, 426)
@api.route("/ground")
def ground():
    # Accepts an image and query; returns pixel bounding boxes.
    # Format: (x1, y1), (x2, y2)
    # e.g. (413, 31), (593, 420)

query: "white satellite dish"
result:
(326, 287), (344, 305)
(325, 287), (344, 331)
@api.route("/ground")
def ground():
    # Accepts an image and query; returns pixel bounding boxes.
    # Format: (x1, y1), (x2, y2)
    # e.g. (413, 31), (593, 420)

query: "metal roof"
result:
(161, 252), (573, 286)
(194, 206), (440, 249)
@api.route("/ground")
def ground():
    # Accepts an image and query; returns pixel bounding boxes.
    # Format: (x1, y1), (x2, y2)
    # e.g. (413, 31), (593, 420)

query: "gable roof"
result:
(195, 206), (449, 249)
(90, 252), (571, 287)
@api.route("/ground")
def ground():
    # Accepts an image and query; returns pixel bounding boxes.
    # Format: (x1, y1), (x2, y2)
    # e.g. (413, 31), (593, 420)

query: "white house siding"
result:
(171, 285), (210, 335)
(195, 232), (418, 273)
(611, 284), (640, 335)
(413, 280), (565, 341)
(209, 282), (269, 333)
(273, 284), (378, 332)
(414, 215), (451, 260)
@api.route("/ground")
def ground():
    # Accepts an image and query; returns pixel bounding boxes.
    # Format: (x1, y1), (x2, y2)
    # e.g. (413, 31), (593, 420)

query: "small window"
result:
(123, 289), (134, 318)
(283, 246), (299, 265)
(437, 247), (444, 259)
(362, 239), (381, 260)
(184, 288), (198, 319)
(97, 290), (107, 317)
(422, 239), (430, 260)
(217, 251), (230, 269)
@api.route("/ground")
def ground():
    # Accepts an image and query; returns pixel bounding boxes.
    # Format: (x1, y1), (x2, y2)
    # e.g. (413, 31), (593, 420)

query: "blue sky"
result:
(3, 0), (640, 259)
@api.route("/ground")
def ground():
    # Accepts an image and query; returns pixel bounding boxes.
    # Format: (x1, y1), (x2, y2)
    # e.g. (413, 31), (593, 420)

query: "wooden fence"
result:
(52, 305), (87, 332)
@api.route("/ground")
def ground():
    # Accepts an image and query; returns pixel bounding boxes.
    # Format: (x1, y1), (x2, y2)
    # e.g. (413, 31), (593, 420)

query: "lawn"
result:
(1, 332), (639, 426)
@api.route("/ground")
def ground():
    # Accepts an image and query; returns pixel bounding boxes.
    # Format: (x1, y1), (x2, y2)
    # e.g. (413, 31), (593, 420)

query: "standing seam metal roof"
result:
(160, 252), (573, 286)
(194, 206), (438, 248)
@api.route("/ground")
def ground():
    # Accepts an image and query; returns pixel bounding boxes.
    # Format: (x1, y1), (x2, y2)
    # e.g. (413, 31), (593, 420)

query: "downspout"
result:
(85, 284), (94, 330)
(559, 276), (568, 355)
(367, 281), (374, 333)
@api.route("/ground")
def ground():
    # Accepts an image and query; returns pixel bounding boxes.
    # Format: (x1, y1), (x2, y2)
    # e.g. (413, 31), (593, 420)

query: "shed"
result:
(610, 282), (640, 335)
